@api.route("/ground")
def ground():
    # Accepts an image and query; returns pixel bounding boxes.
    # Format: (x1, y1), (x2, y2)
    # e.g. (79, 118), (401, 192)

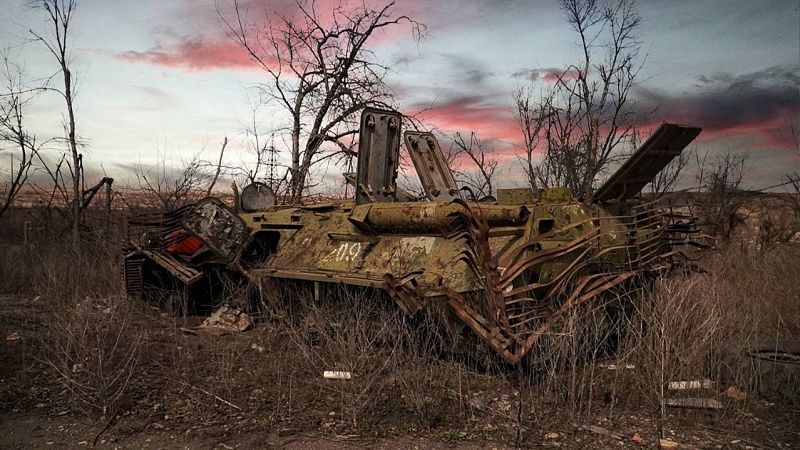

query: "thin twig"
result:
(92, 414), (116, 446)
(175, 380), (242, 410)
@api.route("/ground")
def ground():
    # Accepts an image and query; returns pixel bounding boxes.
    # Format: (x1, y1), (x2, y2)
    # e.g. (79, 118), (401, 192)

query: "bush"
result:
(40, 295), (143, 418)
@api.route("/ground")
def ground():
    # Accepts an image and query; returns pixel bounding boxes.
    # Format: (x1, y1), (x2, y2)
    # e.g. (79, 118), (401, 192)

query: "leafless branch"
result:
(514, 0), (643, 199)
(134, 151), (208, 211)
(206, 136), (228, 197)
(30, 0), (84, 244)
(451, 132), (498, 199)
(219, 0), (423, 202)
(0, 49), (42, 219)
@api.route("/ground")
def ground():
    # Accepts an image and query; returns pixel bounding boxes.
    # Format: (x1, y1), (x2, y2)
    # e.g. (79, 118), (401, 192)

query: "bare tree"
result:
(30, 0), (84, 245)
(534, 88), (586, 191)
(241, 107), (270, 185)
(515, 0), (642, 198)
(31, 152), (70, 222)
(220, 0), (422, 202)
(0, 50), (42, 220)
(513, 85), (548, 193)
(451, 132), (498, 199)
(695, 150), (749, 240)
(237, 105), (288, 197)
(786, 124), (800, 212)
(647, 146), (693, 197)
(135, 153), (208, 211)
(134, 135), (233, 211)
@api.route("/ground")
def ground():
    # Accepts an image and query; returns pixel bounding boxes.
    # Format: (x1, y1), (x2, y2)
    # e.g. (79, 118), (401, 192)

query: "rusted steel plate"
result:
(355, 108), (402, 204)
(181, 198), (249, 263)
(594, 123), (701, 202)
(404, 131), (459, 202)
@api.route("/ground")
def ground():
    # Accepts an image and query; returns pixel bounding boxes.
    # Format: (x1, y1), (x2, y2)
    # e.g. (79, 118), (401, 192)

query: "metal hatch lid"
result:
(355, 108), (402, 204)
(593, 123), (701, 203)
(404, 131), (459, 202)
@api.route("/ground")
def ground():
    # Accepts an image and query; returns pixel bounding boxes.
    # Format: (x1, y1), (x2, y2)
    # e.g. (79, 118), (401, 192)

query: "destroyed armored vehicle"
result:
(124, 108), (701, 364)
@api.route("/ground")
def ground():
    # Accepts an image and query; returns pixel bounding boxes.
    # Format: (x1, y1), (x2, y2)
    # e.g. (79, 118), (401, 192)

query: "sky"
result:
(1, 0), (798, 192)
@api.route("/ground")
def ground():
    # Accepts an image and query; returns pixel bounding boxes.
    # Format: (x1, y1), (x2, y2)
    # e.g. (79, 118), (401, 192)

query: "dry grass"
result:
(256, 283), (484, 432)
(40, 295), (143, 418)
(0, 204), (798, 446)
(519, 243), (800, 439)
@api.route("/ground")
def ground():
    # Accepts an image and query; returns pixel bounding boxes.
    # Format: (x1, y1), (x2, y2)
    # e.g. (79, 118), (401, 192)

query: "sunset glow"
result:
(1, 0), (797, 189)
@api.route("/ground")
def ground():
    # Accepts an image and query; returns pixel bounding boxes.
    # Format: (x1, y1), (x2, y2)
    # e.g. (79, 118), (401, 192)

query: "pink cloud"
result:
(118, 0), (420, 72)
(540, 69), (582, 83)
(412, 96), (519, 141)
(640, 111), (799, 151)
(407, 96), (528, 173)
(116, 38), (258, 71)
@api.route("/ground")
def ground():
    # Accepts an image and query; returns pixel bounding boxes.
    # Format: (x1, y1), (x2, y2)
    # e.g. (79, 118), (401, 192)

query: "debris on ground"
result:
(667, 379), (716, 390)
(725, 385), (747, 400)
(665, 397), (723, 409)
(659, 438), (679, 449)
(631, 432), (644, 444)
(250, 343), (265, 353)
(196, 305), (252, 335)
(5, 331), (21, 341)
(545, 432), (560, 439)
(323, 371), (352, 380)
(582, 424), (624, 440)
(599, 363), (635, 370)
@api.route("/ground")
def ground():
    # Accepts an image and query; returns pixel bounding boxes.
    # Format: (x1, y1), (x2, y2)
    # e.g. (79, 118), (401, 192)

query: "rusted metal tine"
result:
(501, 244), (597, 298)
(509, 272), (637, 355)
(499, 230), (600, 290)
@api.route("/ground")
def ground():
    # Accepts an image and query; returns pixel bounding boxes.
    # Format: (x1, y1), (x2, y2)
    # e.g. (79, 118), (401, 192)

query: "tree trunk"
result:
(290, 116), (302, 202)
(63, 66), (81, 247)
(206, 137), (228, 197)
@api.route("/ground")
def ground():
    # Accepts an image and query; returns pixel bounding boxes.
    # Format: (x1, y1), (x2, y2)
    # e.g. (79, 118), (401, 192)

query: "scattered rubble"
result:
(196, 305), (252, 335)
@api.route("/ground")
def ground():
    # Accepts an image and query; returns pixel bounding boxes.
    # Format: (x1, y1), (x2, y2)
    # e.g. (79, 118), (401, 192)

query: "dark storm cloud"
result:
(638, 66), (800, 146)
(390, 51), (503, 110)
(438, 53), (497, 91)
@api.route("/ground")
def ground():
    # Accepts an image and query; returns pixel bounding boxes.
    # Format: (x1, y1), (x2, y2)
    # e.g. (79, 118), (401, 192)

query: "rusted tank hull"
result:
(124, 196), (697, 364)
(122, 108), (702, 365)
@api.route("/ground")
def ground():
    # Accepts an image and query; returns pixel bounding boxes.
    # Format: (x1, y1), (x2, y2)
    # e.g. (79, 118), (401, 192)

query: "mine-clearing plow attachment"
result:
(123, 108), (703, 365)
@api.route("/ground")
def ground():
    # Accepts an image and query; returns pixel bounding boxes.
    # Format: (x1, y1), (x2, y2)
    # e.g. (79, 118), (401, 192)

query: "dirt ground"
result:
(0, 411), (512, 449)
(1, 293), (798, 449)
